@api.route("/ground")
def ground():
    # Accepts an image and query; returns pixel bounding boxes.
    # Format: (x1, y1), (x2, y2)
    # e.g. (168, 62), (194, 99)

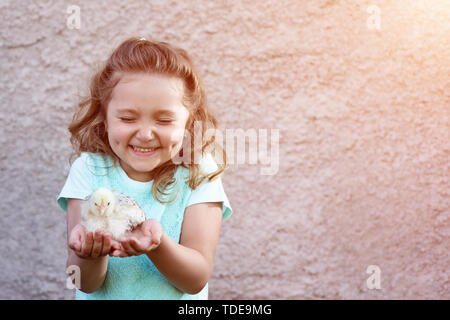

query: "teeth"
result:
(133, 146), (155, 152)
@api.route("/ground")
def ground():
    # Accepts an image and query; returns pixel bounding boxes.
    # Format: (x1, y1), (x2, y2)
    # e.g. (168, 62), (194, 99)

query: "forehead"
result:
(108, 73), (186, 113)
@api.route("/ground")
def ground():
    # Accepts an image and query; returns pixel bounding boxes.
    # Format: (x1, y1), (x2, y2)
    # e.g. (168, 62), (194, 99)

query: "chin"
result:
(130, 163), (158, 173)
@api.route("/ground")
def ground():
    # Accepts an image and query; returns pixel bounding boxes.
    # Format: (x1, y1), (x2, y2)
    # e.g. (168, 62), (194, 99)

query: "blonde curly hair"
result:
(68, 37), (227, 204)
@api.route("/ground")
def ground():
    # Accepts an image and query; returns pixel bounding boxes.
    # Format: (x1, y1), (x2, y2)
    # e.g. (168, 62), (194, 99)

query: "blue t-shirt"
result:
(57, 152), (232, 300)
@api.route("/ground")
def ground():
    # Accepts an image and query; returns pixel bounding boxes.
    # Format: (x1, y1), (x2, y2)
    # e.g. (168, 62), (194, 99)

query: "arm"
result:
(66, 198), (113, 293)
(147, 202), (222, 294)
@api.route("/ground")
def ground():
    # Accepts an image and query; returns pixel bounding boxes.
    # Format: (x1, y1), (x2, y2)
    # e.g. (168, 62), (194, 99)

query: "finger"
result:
(69, 227), (82, 252)
(148, 221), (162, 247)
(81, 231), (94, 257)
(110, 240), (121, 253)
(147, 239), (160, 251)
(129, 237), (144, 252)
(142, 220), (153, 236)
(149, 220), (162, 237)
(121, 238), (138, 256)
(110, 247), (129, 258)
(121, 238), (138, 255)
(151, 227), (162, 247)
(116, 251), (129, 258)
(68, 234), (80, 252)
(77, 227), (86, 251)
(101, 233), (112, 256)
(91, 229), (104, 258)
(69, 241), (82, 253)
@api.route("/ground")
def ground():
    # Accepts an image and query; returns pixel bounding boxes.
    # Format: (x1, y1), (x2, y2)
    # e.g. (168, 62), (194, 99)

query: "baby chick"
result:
(81, 187), (146, 241)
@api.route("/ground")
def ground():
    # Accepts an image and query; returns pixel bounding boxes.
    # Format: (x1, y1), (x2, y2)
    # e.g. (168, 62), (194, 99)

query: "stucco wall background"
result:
(0, 0), (448, 299)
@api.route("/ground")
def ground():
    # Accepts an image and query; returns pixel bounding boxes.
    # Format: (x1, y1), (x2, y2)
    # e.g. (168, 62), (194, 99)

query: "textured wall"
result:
(0, 0), (448, 299)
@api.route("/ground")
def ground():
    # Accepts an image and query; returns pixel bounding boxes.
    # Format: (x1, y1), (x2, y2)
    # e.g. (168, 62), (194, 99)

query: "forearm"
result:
(146, 232), (211, 294)
(66, 250), (108, 293)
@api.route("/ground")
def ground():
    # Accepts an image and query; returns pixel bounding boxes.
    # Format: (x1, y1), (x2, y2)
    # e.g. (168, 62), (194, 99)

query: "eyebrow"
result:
(116, 108), (138, 114)
(116, 108), (177, 117)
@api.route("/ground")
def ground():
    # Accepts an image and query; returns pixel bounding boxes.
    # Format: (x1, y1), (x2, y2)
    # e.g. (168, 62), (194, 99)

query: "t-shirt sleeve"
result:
(57, 154), (94, 213)
(186, 153), (232, 221)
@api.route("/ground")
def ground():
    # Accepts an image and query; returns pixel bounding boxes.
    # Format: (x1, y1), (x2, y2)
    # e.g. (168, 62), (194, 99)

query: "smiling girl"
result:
(57, 37), (232, 300)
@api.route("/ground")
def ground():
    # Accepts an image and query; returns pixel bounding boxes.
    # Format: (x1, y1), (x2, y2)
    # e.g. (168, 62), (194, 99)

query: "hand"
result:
(69, 224), (118, 259)
(110, 219), (163, 258)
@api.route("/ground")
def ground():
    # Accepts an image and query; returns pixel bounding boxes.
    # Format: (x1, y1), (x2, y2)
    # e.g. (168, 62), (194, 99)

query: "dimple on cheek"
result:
(108, 137), (124, 150)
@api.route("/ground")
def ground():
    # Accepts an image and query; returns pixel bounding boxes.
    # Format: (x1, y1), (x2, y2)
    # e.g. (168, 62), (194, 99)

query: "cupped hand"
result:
(69, 224), (118, 259)
(110, 219), (163, 258)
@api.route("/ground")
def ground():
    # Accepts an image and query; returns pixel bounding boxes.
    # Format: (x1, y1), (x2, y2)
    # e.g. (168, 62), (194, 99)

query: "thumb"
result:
(150, 225), (162, 246)
(69, 225), (84, 252)
(69, 230), (79, 251)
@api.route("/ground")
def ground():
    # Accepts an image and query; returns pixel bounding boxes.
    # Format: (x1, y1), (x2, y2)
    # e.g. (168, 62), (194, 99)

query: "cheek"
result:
(107, 125), (131, 147)
(169, 127), (186, 144)
(159, 127), (186, 150)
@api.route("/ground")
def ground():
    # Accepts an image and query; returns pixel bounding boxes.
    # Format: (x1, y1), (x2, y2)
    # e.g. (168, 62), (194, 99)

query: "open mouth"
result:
(130, 145), (159, 155)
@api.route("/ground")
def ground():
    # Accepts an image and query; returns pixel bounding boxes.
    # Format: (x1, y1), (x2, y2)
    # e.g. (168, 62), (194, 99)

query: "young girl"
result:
(57, 37), (232, 300)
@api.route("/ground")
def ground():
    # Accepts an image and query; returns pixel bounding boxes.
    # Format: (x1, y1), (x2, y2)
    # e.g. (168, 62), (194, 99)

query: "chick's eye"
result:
(107, 202), (110, 206)
(94, 203), (98, 206)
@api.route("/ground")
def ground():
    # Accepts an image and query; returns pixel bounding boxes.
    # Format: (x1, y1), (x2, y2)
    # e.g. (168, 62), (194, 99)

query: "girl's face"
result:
(105, 73), (190, 182)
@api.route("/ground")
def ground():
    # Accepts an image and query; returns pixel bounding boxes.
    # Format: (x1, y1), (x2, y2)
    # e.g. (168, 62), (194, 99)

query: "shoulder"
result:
(83, 152), (114, 167)
(177, 153), (221, 182)
(197, 153), (220, 175)
(69, 152), (90, 174)
(175, 153), (232, 222)
(72, 152), (116, 175)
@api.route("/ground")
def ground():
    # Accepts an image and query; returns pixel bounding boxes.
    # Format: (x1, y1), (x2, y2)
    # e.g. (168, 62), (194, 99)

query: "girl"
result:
(57, 37), (232, 299)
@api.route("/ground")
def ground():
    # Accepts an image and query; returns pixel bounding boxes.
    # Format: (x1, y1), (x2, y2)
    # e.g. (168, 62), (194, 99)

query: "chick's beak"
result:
(98, 205), (106, 215)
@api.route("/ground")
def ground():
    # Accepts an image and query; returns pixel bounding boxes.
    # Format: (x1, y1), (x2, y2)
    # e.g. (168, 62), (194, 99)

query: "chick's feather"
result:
(81, 188), (146, 241)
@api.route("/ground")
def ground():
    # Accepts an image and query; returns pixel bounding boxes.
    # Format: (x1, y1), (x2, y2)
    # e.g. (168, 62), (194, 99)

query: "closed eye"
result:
(119, 118), (172, 124)
(120, 118), (135, 122)
(158, 119), (173, 124)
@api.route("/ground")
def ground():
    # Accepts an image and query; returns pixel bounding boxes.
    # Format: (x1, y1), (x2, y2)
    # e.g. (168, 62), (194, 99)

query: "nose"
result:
(136, 123), (155, 141)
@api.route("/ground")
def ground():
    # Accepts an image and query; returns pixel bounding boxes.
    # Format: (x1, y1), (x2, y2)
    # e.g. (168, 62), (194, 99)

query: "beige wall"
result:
(0, 0), (448, 299)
